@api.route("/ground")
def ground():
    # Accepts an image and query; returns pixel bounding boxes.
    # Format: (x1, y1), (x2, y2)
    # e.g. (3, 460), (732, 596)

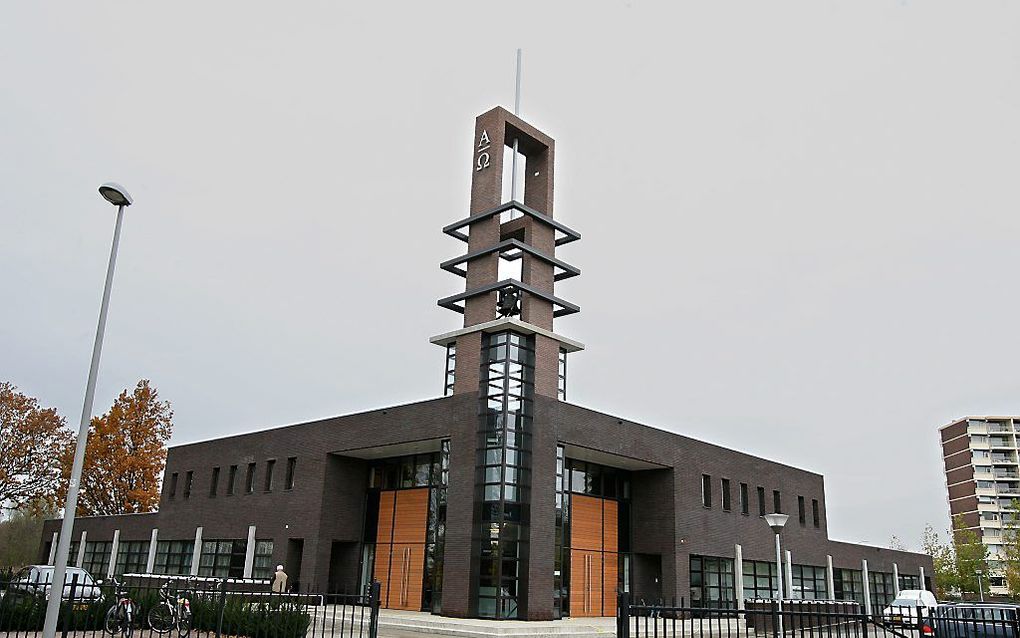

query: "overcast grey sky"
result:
(3, 2), (1019, 550)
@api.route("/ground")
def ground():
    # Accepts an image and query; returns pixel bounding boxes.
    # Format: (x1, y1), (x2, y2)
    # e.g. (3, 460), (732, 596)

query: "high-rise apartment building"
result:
(940, 416), (1020, 594)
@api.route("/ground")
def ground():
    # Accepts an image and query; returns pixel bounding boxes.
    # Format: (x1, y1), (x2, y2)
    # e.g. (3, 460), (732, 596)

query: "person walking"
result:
(272, 565), (288, 593)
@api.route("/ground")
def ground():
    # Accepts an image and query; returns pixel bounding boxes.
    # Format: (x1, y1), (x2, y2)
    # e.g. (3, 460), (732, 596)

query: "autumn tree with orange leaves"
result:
(0, 382), (72, 510)
(57, 379), (173, 516)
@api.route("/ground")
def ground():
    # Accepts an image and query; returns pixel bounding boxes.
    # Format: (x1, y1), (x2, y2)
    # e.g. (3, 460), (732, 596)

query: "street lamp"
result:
(976, 570), (985, 603)
(42, 183), (134, 638)
(763, 513), (789, 636)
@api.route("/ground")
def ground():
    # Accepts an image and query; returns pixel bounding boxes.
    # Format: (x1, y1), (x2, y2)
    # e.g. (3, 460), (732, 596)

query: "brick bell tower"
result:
(430, 105), (582, 619)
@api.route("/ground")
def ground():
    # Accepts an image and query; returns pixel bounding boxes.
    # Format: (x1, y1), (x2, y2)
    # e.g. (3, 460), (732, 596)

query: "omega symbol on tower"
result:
(475, 129), (491, 171)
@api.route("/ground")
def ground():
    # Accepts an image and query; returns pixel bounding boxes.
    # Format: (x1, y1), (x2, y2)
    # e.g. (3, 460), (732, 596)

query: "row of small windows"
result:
(61, 539), (275, 580)
(168, 457), (297, 500)
(701, 474), (820, 528)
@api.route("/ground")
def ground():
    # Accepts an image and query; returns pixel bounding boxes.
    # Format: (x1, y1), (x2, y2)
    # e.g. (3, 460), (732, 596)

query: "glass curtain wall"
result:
(690, 556), (735, 608)
(477, 331), (534, 619)
(834, 569), (865, 604)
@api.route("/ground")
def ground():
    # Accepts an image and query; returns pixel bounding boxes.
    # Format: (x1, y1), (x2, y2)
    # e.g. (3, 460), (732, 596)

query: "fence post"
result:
(771, 599), (780, 638)
(618, 590), (631, 638)
(60, 572), (78, 638)
(369, 580), (381, 638)
(215, 578), (228, 638)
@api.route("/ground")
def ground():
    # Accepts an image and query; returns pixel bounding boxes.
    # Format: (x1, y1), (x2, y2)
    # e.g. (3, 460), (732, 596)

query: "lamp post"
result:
(42, 183), (134, 638)
(976, 570), (985, 602)
(763, 513), (790, 635)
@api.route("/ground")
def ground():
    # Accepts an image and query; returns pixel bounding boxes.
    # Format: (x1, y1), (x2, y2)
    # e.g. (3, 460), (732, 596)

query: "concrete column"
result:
(892, 563), (900, 596)
(146, 529), (159, 574)
(243, 525), (257, 579)
(919, 566), (926, 591)
(190, 527), (203, 576)
(861, 559), (872, 616)
(108, 530), (121, 579)
(785, 549), (794, 599)
(734, 544), (745, 610)
(47, 532), (58, 565)
(826, 555), (835, 599)
(76, 531), (88, 568)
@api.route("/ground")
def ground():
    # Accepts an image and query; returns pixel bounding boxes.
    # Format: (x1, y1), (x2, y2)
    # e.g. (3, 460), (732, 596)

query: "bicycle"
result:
(147, 577), (194, 637)
(103, 578), (135, 637)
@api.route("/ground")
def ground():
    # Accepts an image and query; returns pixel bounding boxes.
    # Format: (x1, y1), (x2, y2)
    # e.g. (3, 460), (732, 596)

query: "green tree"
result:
(922, 523), (956, 599)
(952, 514), (989, 599)
(0, 502), (55, 569)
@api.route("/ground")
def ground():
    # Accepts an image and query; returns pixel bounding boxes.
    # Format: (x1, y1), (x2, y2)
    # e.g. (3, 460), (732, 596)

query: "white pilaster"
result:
(146, 529), (159, 573)
(734, 544), (745, 610)
(190, 527), (203, 576)
(47, 532), (58, 565)
(862, 559), (872, 616)
(243, 525), (257, 579)
(919, 566), (926, 591)
(108, 530), (121, 579)
(76, 531), (88, 568)
(826, 555), (835, 599)
(892, 563), (900, 596)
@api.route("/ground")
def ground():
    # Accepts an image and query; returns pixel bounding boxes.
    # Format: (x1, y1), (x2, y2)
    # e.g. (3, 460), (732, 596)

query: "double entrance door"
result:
(373, 489), (428, 611)
(570, 494), (619, 617)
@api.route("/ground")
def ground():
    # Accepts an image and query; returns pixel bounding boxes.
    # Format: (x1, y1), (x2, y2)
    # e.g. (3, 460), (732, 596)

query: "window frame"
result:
(702, 474), (713, 508)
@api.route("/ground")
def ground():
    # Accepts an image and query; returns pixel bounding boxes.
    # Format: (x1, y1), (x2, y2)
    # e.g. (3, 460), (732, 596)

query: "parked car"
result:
(883, 589), (940, 625)
(5, 565), (103, 602)
(932, 603), (1020, 638)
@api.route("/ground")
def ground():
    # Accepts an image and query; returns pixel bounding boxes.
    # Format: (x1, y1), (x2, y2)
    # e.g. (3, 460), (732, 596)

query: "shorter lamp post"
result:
(763, 513), (790, 635)
(976, 570), (985, 602)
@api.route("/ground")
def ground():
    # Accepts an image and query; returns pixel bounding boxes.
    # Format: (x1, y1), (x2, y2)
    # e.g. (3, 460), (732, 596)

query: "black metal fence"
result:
(0, 576), (381, 638)
(619, 593), (1020, 638)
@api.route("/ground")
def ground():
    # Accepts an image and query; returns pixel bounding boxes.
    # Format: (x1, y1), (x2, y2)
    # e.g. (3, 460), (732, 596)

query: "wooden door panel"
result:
(604, 500), (619, 554)
(570, 495), (603, 551)
(569, 550), (603, 617)
(392, 489), (429, 544)
(377, 492), (396, 544)
(373, 544), (392, 608)
(602, 552), (619, 617)
(388, 544), (425, 611)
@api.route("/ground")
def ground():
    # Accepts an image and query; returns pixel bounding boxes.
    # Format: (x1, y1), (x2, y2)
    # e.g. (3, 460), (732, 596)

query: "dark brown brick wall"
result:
(941, 420), (968, 442)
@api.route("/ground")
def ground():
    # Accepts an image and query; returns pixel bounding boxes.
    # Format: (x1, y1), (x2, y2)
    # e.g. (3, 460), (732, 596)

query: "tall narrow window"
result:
(812, 499), (820, 528)
(798, 495), (806, 525)
(227, 465), (238, 496)
(702, 474), (712, 508)
(210, 467), (220, 497)
(444, 344), (456, 396)
(773, 490), (782, 514)
(740, 483), (749, 515)
(285, 457), (297, 490)
(169, 473), (178, 499)
(558, 348), (567, 401)
(264, 459), (276, 492)
(721, 478), (731, 511)
(183, 471), (193, 499)
(757, 486), (766, 516)
(246, 463), (256, 494)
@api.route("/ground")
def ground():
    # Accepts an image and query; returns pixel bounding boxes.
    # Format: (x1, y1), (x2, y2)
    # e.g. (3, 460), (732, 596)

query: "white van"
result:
(883, 589), (939, 624)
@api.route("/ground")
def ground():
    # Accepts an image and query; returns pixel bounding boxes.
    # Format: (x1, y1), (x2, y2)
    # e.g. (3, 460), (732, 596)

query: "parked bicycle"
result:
(147, 577), (195, 637)
(103, 578), (135, 637)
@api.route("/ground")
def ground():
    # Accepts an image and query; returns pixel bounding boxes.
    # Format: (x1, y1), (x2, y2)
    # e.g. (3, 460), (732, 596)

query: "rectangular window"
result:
(81, 541), (112, 577)
(169, 472), (178, 499)
(812, 499), (820, 528)
(773, 490), (782, 514)
(154, 540), (194, 575)
(264, 459), (275, 492)
(702, 474), (712, 508)
(246, 463), (256, 493)
(757, 486), (766, 516)
(252, 540), (275, 580)
(285, 457), (297, 490)
(798, 495), (806, 525)
(199, 539), (247, 578)
(227, 465), (238, 495)
(210, 467), (220, 497)
(183, 471), (193, 499)
(740, 483), (749, 515)
(721, 478), (731, 511)
(114, 540), (150, 576)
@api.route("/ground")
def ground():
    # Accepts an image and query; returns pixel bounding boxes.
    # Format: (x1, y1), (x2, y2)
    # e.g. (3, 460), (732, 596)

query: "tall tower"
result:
(431, 106), (582, 618)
